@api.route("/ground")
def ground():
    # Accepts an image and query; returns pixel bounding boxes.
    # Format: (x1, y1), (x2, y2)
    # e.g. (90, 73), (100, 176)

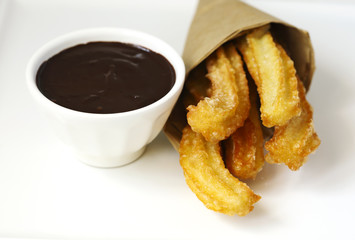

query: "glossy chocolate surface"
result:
(36, 41), (175, 113)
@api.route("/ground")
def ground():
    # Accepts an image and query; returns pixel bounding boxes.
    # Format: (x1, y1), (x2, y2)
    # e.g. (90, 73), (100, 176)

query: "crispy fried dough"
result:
(179, 126), (261, 216)
(225, 43), (251, 130)
(178, 25), (320, 216)
(186, 46), (239, 142)
(224, 82), (264, 180)
(237, 26), (301, 128)
(264, 79), (320, 170)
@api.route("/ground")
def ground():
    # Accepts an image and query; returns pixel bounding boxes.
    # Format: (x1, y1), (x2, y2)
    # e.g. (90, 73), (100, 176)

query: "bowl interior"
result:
(27, 28), (185, 117)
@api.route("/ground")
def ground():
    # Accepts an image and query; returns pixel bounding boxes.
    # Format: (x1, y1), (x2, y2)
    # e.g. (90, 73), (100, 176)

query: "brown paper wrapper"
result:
(164, 0), (315, 151)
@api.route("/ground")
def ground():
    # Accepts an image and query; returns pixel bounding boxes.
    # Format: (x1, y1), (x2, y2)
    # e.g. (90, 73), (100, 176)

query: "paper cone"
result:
(164, 0), (315, 150)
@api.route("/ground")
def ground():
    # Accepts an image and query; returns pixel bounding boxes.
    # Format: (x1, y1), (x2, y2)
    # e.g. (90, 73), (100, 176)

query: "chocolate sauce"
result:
(36, 41), (175, 114)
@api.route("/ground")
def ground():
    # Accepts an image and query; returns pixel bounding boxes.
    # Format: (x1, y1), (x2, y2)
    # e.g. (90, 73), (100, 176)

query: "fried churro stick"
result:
(265, 79), (320, 170)
(186, 46), (239, 142)
(224, 81), (264, 179)
(179, 126), (261, 216)
(237, 26), (301, 128)
(225, 43), (250, 129)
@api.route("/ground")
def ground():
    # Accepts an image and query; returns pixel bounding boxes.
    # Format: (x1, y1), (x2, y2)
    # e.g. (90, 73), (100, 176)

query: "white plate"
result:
(1, 0), (355, 239)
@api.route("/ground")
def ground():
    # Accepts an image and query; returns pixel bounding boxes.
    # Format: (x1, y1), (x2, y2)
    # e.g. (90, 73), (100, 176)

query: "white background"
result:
(1, 0), (355, 239)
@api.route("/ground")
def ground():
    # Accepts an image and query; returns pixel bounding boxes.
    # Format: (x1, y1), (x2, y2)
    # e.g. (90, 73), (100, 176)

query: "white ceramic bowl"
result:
(26, 28), (185, 168)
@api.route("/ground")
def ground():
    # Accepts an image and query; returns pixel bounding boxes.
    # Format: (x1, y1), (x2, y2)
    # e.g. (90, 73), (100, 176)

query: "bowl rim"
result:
(26, 27), (186, 119)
